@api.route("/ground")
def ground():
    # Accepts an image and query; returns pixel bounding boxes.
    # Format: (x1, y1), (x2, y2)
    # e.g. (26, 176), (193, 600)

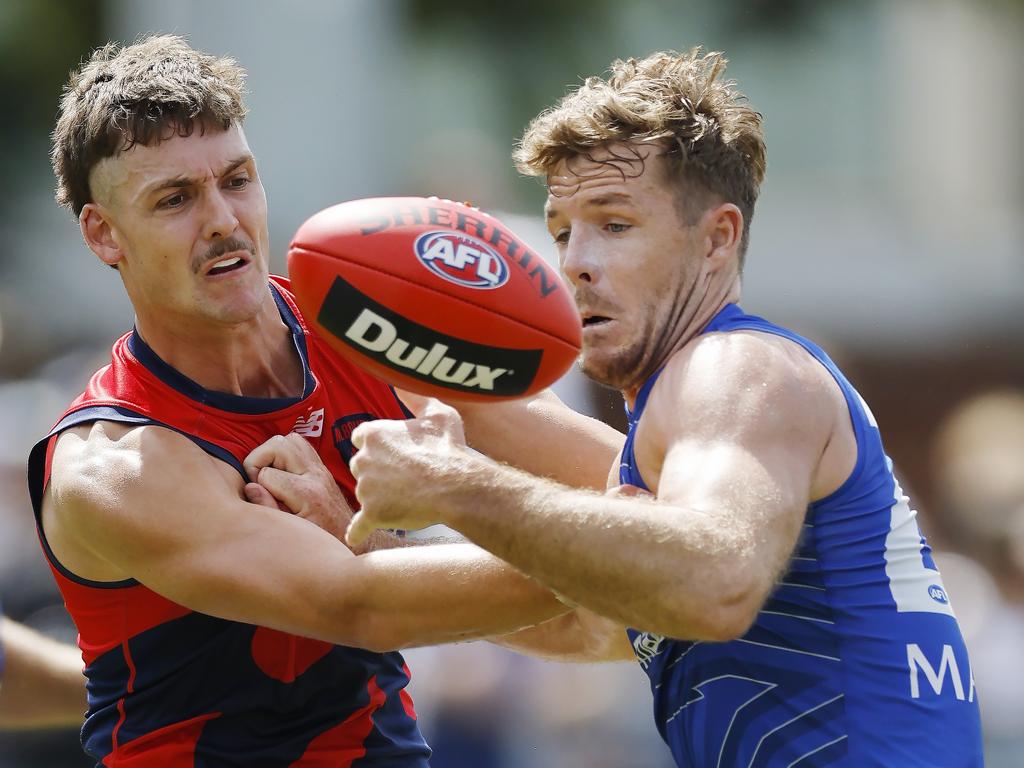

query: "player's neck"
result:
(134, 296), (305, 399)
(622, 278), (742, 408)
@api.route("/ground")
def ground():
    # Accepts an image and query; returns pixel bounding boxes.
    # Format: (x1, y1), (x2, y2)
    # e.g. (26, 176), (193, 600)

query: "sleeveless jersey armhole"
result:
(718, 324), (872, 505)
(29, 404), (249, 588)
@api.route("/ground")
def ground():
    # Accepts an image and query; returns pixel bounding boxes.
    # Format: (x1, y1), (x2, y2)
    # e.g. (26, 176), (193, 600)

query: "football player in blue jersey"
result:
(335, 49), (984, 766)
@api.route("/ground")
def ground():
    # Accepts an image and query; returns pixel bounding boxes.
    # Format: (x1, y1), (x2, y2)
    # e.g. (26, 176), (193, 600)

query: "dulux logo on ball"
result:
(414, 231), (509, 290)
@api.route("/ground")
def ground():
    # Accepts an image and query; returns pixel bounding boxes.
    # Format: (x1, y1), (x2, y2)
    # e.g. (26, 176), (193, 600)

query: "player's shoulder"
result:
(645, 326), (836, 442)
(663, 327), (823, 402)
(51, 421), (211, 513)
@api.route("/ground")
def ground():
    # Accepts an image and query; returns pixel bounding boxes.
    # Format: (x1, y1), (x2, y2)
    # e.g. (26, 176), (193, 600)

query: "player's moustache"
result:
(194, 237), (256, 273)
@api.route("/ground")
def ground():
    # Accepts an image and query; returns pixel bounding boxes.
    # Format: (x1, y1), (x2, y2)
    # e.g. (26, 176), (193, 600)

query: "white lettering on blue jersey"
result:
(907, 643), (975, 702)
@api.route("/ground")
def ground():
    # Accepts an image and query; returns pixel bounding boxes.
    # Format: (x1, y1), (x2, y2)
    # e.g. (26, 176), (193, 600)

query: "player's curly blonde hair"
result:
(515, 48), (766, 264)
(52, 35), (248, 216)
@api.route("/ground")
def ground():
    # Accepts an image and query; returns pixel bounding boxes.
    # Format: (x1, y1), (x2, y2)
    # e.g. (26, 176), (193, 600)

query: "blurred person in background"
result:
(930, 390), (1024, 763)
(0, 388), (95, 764)
(342, 49), (984, 766)
(31, 34), (624, 767)
(0, 614), (85, 730)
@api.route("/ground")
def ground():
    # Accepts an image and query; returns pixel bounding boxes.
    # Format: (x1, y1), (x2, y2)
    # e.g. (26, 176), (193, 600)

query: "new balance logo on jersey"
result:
(291, 408), (325, 437)
(632, 632), (666, 669)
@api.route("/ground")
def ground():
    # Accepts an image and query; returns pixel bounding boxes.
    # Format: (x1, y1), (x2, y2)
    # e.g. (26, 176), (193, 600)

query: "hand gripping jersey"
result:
(27, 278), (430, 767)
(620, 305), (983, 768)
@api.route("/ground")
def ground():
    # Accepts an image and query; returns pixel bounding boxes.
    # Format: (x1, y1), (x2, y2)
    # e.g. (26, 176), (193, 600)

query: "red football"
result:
(287, 197), (581, 401)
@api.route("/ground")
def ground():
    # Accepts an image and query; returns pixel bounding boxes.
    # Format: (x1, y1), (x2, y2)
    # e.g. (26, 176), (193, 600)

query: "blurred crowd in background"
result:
(1, 0), (1022, 765)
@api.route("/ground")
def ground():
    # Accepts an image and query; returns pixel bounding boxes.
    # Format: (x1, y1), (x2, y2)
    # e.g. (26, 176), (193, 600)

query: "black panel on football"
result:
(317, 276), (543, 397)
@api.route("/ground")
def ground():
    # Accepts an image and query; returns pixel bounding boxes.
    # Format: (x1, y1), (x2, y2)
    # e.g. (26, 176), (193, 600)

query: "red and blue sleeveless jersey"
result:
(621, 304), (983, 767)
(27, 277), (430, 767)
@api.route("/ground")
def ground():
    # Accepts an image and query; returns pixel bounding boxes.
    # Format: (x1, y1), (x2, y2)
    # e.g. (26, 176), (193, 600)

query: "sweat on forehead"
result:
(545, 142), (668, 197)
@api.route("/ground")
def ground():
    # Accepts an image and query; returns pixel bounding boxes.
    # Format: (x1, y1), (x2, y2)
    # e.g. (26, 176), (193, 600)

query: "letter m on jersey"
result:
(907, 643), (975, 702)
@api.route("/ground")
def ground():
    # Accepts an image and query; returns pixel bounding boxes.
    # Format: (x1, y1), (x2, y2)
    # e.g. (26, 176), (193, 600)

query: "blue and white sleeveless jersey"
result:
(621, 304), (983, 767)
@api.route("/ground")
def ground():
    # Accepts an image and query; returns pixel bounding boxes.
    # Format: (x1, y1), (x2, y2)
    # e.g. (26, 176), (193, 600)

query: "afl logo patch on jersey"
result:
(928, 584), (950, 604)
(414, 231), (509, 290)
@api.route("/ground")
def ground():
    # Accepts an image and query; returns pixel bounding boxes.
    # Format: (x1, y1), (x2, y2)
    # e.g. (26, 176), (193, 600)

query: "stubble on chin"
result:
(578, 342), (648, 393)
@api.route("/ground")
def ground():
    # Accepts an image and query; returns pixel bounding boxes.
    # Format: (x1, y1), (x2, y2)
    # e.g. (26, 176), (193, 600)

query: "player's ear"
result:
(702, 202), (742, 271)
(80, 203), (123, 268)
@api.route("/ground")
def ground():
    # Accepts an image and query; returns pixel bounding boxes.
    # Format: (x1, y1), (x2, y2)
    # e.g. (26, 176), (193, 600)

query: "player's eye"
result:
(552, 229), (570, 245)
(606, 222), (630, 234)
(226, 175), (250, 190)
(158, 192), (187, 209)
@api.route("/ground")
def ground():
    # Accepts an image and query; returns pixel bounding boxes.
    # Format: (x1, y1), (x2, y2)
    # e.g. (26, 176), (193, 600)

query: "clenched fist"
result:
(346, 398), (487, 548)
(243, 432), (354, 542)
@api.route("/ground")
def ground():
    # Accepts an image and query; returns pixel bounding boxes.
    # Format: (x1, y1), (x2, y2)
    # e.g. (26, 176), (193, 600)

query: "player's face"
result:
(545, 144), (704, 393)
(85, 122), (271, 329)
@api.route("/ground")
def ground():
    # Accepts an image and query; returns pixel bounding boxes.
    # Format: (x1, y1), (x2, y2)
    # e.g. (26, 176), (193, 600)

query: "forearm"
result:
(0, 619), (85, 729)
(492, 608), (633, 663)
(336, 543), (569, 652)
(455, 392), (623, 491)
(438, 462), (760, 640)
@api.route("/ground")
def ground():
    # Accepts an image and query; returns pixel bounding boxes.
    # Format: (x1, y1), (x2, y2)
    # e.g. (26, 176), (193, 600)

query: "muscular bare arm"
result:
(0, 618), (85, 729)
(251, 390), (624, 659)
(240, 436), (419, 554)
(349, 333), (850, 641)
(43, 421), (566, 654)
(397, 388), (624, 491)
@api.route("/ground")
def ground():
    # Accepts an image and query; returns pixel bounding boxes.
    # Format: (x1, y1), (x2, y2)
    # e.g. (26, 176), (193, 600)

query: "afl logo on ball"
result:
(415, 231), (509, 290)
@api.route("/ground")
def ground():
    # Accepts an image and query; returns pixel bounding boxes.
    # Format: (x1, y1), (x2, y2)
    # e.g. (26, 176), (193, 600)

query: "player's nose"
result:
(560, 232), (594, 286)
(200, 188), (240, 241)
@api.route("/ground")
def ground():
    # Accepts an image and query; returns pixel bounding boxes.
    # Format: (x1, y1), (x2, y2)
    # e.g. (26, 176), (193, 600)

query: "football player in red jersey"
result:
(33, 35), (621, 767)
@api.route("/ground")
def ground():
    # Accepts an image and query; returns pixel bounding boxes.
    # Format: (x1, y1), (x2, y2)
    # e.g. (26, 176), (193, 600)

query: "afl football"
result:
(287, 197), (581, 401)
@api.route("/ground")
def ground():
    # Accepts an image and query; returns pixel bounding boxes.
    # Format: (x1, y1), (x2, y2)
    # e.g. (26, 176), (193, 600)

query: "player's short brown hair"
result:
(515, 48), (766, 264)
(51, 34), (248, 216)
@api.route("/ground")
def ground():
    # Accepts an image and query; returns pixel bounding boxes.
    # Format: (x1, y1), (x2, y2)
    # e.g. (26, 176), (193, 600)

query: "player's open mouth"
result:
(205, 253), (250, 276)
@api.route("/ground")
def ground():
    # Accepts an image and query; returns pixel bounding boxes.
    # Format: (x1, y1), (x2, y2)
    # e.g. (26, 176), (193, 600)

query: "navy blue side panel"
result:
(80, 613), (428, 766)
(81, 642), (131, 761)
(80, 613), (429, 767)
(353, 660), (432, 768)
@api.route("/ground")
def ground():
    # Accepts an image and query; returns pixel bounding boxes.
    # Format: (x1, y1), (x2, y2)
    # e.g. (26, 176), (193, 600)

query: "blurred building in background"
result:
(1, 0), (1021, 765)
